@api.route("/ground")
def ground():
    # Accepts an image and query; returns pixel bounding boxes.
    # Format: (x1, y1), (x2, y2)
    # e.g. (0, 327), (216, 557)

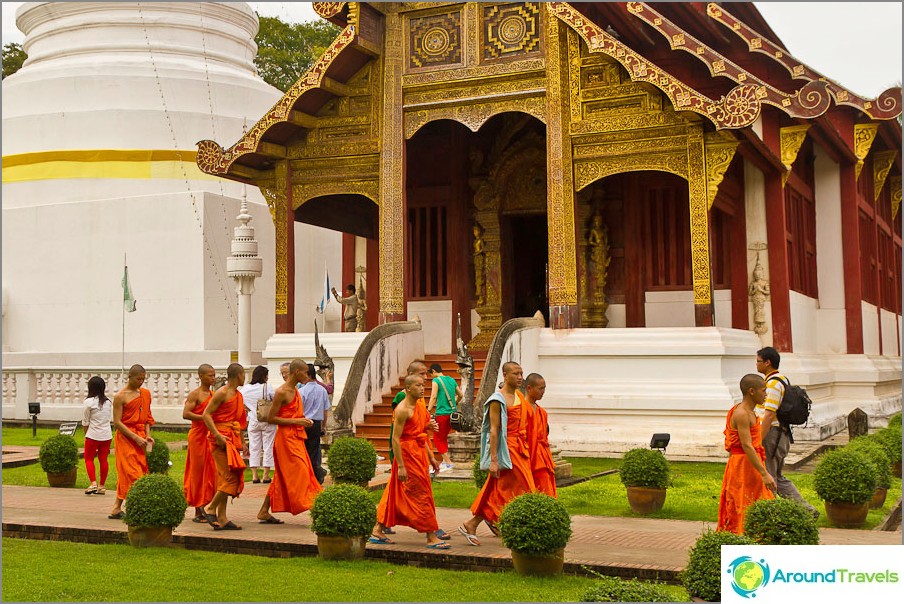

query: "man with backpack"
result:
(755, 347), (818, 518)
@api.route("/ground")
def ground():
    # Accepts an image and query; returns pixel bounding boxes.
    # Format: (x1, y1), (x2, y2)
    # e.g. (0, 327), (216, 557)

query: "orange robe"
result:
(470, 390), (536, 523)
(114, 388), (155, 499)
(207, 391), (248, 498)
(528, 403), (557, 498)
(183, 391), (216, 507)
(717, 405), (774, 534)
(267, 390), (323, 514)
(377, 400), (439, 533)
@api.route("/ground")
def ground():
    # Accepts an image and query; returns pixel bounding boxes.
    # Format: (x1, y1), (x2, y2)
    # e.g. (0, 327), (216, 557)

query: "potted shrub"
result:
(146, 439), (171, 474)
(742, 497), (820, 545)
(122, 473), (188, 547)
(680, 529), (751, 602)
(813, 447), (876, 528)
(326, 437), (377, 487)
(874, 425), (902, 478)
(472, 453), (488, 489)
(497, 492), (572, 577)
(847, 437), (891, 508)
(310, 483), (376, 560)
(619, 448), (670, 514)
(39, 434), (79, 487)
(580, 573), (673, 602)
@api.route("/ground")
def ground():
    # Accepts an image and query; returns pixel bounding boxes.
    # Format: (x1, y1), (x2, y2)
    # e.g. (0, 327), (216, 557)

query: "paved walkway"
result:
(3, 482), (900, 581)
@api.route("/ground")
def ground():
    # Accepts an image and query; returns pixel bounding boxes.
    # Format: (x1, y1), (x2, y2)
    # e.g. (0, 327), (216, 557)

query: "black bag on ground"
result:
(771, 375), (812, 426)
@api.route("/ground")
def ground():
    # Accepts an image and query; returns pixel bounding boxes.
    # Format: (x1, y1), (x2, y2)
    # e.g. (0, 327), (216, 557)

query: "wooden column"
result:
(840, 162), (865, 353)
(378, 11), (406, 324)
(545, 10), (579, 328)
(270, 161), (295, 334)
(624, 174), (645, 327)
(687, 125), (715, 327)
(762, 115), (792, 350)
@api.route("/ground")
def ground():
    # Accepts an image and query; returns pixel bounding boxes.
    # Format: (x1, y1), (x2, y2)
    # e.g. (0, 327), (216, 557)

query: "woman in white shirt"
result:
(239, 365), (277, 484)
(82, 376), (113, 495)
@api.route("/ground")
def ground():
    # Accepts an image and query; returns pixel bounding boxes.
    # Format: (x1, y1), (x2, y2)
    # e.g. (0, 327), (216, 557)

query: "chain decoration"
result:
(547, 2), (760, 130)
(706, 3), (902, 121)
(626, 3), (831, 120)
(196, 25), (357, 177)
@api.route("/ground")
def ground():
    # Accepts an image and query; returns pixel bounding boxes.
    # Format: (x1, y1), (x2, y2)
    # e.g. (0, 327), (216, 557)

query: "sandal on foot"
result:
(252, 479), (261, 484)
(484, 519), (500, 537)
(426, 542), (452, 550)
(434, 529), (451, 540)
(203, 511), (219, 526)
(96, 486), (106, 495)
(213, 521), (242, 531)
(191, 516), (208, 523)
(108, 511), (124, 520)
(259, 516), (284, 524)
(383, 527), (396, 534)
(368, 535), (394, 544)
(457, 525), (481, 546)
(84, 485), (97, 495)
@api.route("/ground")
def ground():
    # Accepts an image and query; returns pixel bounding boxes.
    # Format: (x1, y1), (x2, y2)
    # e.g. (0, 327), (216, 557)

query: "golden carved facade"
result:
(779, 124), (810, 187)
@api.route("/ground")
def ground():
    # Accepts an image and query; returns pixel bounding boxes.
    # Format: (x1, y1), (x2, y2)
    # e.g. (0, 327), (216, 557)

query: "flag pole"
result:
(122, 253), (126, 380)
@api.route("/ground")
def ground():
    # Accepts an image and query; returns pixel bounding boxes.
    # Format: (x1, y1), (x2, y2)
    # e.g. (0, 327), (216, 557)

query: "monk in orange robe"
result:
(182, 364), (217, 523)
(458, 362), (536, 546)
(525, 372), (557, 498)
(717, 374), (777, 534)
(202, 362), (248, 530)
(256, 359), (323, 524)
(370, 374), (448, 549)
(109, 364), (155, 519)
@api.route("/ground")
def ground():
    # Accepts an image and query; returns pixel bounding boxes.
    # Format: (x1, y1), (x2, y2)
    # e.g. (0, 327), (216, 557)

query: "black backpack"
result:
(770, 375), (812, 427)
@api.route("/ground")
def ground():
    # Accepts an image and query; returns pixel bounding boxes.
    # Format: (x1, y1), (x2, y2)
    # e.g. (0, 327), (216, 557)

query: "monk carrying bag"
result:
(255, 387), (273, 423)
(771, 375), (812, 427)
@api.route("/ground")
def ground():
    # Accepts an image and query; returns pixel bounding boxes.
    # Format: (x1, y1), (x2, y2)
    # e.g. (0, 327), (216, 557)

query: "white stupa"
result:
(1, 2), (341, 365)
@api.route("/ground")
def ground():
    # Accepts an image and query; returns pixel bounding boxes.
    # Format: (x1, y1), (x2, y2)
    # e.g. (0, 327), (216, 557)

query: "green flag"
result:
(122, 265), (137, 312)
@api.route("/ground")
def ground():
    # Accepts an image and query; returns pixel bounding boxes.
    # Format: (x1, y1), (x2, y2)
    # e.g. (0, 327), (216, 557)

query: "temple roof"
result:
(197, 1), (901, 182)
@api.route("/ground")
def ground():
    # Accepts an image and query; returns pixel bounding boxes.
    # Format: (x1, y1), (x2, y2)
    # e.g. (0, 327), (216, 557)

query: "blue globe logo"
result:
(726, 556), (770, 598)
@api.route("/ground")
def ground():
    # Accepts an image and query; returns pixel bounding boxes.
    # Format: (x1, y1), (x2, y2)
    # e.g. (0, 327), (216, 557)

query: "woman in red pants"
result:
(81, 376), (113, 495)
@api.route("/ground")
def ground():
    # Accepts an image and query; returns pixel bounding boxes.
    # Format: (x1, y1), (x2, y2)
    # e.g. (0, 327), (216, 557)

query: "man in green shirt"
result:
(428, 363), (463, 472)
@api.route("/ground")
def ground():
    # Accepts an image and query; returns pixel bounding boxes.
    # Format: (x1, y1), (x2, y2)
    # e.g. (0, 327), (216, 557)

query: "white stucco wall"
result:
(789, 290), (819, 354)
(643, 289), (732, 328)
(743, 160), (773, 347)
(407, 300), (453, 355)
(862, 301), (881, 355)
(880, 308), (900, 357)
(813, 143), (847, 354)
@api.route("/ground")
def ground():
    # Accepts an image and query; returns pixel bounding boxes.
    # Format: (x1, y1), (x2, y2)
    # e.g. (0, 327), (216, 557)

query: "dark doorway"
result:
(503, 214), (548, 323)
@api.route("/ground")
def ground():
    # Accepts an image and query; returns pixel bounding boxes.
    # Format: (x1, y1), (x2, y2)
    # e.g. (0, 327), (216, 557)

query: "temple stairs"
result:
(354, 354), (486, 458)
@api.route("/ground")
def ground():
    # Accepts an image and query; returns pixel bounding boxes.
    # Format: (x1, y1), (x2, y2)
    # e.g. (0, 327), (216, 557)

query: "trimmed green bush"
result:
(813, 448), (877, 504)
(619, 448), (670, 489)
(681, 529), (752, 602)
(326, 437), (377, 485)
(122, 473), (188, 529)
(580, 575), (673, 602)
(743, 497), (820, 545)
(310, 484), (377, 538)
(39, 434), (79, 473)
(497, 492), (572, 556)
(888, 412), (901, 429)
(146, 439), (171, 474)
(873, 426), (902, 465)
(847, 436), (891, 489)
(473, 453), (488, 489)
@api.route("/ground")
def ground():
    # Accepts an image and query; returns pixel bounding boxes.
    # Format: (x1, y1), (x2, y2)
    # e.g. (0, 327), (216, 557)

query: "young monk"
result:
(717, 374), (777, 534)
(525, 372), (557, 498)
(202, 363), (248, 530)
(182, 364), (217, 523)
(370, 374), (450, 549)
(109, 364), (155, 519)
(458, 362), (536, 545)
(256, 359), (323, 524)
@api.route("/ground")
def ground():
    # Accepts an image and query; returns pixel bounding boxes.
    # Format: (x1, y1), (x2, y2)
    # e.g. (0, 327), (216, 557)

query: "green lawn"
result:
(0, 538), (689, 602)
(1, 425), (187, 447)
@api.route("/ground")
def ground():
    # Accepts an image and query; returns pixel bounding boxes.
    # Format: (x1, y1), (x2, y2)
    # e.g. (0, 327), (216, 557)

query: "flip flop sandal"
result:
(203, 511), (219, 526)
(107, 511), (124, 520)
(457, 525), (481, 546)
(259, 516), (284, 524)
(262, 479), (272, 484)
(192, 516), (208, 523)
(484, 519), (500, 537)
(434, 529), (452, 540)
(368, 535), (395, 544)
(214, 521), (242, 531)
(426, 542), (452, 550)
(84, 486), (97, 495)
(383, 527), (396, 534)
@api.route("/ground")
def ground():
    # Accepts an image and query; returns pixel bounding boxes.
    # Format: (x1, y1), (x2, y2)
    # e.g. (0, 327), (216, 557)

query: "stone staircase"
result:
(355, 354), (486, 458)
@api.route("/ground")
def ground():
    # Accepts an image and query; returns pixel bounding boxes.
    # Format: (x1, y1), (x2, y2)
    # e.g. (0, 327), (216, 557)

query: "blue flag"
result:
(318, 269), (331, 314)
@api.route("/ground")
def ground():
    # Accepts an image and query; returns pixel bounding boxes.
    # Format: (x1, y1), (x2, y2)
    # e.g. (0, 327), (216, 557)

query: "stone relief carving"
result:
(748, 243), (770, 337)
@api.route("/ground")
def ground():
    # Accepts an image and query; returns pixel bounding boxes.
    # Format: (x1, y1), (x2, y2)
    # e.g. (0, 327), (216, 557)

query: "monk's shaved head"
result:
(198, 364), (214, 376)
(404, 374), (424, 389)
(407, 360), (427, 375)
(502, 361), (521, 375)
(525, 372), (544, 387)
(289, 359), (308, 374)
(226, 363), (244, 380)
(128, 364), (146, 377)
(740, 373), (765, 394)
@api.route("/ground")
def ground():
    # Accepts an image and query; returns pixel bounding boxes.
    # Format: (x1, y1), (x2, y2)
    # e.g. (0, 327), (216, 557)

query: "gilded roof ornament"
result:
(313, 2), (347, 19)
(779, 124), (810, 187)
(853, 123), (879, 180)
(872, 150), (898, 201)
(890, 175), (902, 220)
(706, 2), (902, 121)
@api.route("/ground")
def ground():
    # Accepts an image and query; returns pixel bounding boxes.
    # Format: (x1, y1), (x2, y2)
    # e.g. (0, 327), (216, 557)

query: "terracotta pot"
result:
(46, 468), (77, 488)
(893, 461), (902, 479)
(626, 486), (667, 514)
(870, 487), (888, 509)
(824, 501), (870, 528)
(317, 535), (367, 561)
(127, 525), (173, 547)
(511, 547), (565, 577)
